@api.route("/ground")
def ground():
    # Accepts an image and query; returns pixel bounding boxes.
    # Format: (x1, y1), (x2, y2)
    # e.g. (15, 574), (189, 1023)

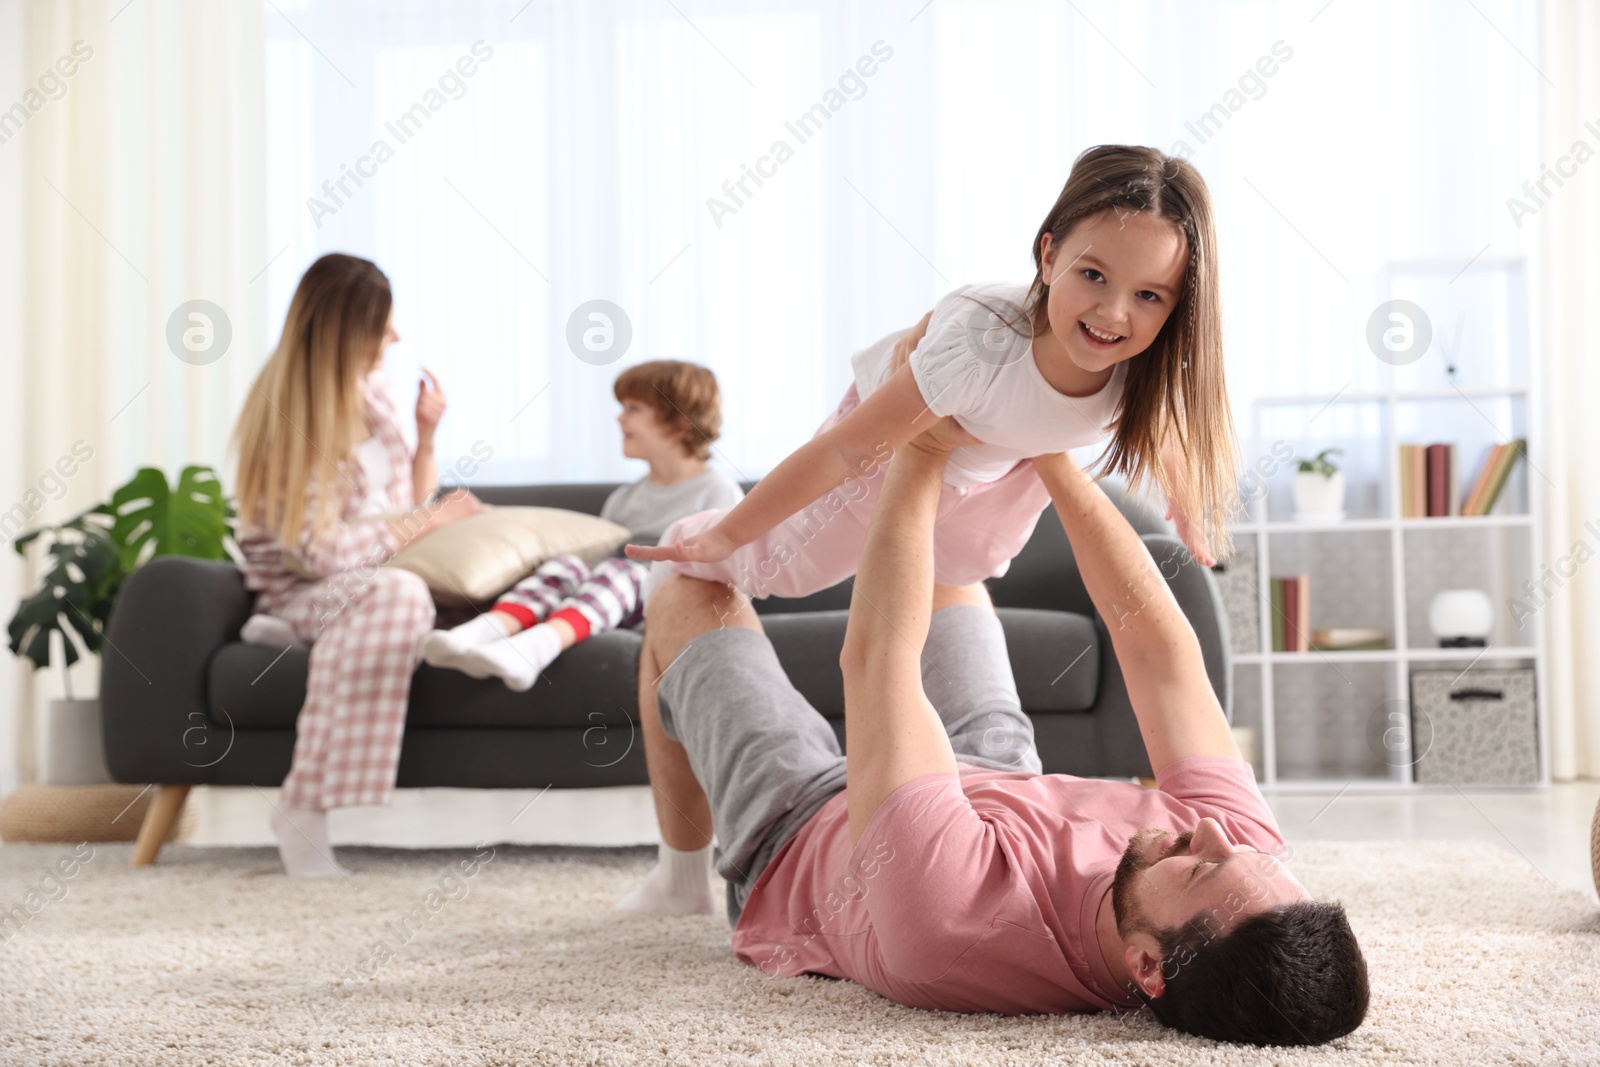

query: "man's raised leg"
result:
(924, 582), (1042, 774)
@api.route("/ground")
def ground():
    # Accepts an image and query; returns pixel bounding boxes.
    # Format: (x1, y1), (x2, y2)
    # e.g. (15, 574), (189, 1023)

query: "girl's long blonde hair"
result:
(1013, 144), (1239, 558)
(231, 253), (393, 552)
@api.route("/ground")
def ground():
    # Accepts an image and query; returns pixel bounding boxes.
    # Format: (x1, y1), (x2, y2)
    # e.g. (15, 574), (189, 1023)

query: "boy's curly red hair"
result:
(613, 360), (723, 461)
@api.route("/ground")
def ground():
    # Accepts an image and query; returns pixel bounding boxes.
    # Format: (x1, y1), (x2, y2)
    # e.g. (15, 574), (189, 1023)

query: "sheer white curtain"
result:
(1536, 0), (1599, 780)
(258, 0), (1542, 487)
(12, 0), (266, 784)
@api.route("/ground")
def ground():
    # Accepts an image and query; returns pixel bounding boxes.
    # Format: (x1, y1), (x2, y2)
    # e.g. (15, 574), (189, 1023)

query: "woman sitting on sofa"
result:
(230, 252), (482, 878)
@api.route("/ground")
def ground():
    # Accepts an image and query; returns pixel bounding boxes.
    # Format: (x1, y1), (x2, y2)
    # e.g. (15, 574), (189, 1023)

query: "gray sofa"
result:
(100, 480), (1231, 864)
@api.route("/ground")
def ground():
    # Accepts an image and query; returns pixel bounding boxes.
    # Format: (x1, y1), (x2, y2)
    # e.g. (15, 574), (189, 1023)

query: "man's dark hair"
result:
(1141, 900), (1369, 1046)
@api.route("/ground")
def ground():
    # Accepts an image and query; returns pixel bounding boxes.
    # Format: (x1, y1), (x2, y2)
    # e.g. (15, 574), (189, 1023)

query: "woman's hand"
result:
(890, 310), (933, 375)
(427, 487), (485, 530)
(390, 488), (484, 548)
(416, 367), (447, 447)
(624, 523), (737, 565)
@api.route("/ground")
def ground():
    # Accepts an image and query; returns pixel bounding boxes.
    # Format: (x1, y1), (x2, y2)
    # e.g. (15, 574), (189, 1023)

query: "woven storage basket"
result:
(1591, 795), (1599, 901)
(0, 784), (196, 844)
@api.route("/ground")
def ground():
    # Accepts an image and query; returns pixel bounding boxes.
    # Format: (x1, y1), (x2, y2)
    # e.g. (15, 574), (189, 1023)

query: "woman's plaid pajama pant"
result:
(257, 567), (436, 811)
(492, 554), (648, 634)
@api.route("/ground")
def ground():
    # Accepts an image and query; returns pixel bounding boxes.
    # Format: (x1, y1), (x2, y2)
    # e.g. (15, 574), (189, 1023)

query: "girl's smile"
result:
(1040, 209), (1188, 376)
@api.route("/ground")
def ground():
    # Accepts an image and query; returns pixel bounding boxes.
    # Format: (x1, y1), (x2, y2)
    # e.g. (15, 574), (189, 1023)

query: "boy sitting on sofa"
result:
(420, 359), (742, 691)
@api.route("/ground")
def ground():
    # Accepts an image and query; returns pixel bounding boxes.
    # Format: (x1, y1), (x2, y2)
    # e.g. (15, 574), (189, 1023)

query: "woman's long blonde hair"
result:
(231, 253), (393, 552)
(1011, 145), (1239, 558)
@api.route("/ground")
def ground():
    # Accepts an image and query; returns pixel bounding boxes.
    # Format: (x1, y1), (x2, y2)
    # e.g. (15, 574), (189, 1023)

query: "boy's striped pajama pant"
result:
(491, 554), (648, 634)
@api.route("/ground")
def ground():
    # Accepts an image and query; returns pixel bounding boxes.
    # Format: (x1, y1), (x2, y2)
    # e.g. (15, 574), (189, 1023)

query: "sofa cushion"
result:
(209, 630), (643, 731)
(737, 608), (1098, 717)
(387, 506), (629, 606)
(207, 608), (1098, 731)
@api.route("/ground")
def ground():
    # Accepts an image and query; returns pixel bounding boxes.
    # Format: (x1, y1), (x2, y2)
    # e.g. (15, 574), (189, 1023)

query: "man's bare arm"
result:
(1031, 451), (1239, 773)
(839, 433), (961, 844)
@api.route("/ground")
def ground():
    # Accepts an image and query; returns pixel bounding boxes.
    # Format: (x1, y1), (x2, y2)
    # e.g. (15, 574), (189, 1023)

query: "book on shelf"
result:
(1271, 574), (1311, 652)
(1400, 439), (1525, 517)
(1398, 444), (1430, 518)
(1461, 438), (1527, 516)
(1310, 627), (1389, 652)
(1270, 578), (1285, 652)
(1399, 442), (1455, 517)
(1425, 443), (1456, 517)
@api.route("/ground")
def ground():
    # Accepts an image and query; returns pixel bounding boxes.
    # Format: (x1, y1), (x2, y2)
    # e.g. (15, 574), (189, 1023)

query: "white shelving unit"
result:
(1226, 257), (1546, 793)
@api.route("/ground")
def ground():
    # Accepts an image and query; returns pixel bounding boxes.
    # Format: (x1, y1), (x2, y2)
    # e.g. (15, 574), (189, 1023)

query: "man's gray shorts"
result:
(655, 604), (1042, 926)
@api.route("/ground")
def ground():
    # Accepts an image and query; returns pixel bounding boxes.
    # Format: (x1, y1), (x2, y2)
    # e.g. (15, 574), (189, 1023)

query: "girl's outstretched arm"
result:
(626, 363), (949, 564)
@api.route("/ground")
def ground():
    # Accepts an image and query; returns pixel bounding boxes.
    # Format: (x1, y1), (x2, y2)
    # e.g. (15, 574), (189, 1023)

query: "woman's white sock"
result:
(269, 804), (349, 879)
(421, 613), (513, 670)
(614, 842), (715, 915)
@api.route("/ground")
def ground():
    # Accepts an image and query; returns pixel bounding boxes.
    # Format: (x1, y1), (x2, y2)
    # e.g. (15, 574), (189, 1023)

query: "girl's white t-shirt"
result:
(850, 282), (1127, 487)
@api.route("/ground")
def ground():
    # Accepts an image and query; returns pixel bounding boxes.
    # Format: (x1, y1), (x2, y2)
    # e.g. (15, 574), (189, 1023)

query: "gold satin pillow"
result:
(387, 506), (630, 606)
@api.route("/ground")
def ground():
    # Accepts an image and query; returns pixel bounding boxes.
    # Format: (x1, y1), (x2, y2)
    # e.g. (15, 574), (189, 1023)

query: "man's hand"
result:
(909, 415), (984, 454)
(624, 523), (737, 565)
(889, 310), (933, 375)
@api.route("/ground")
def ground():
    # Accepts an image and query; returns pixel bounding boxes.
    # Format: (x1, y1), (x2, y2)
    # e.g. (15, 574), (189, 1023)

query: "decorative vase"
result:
(1292, 470), (1346, 523)
(42, 698), (113, 785)
(1427, 589), (1494, 647)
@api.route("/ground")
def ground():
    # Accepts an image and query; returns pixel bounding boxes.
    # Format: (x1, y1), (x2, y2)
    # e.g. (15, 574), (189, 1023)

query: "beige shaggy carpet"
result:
(1, 839), (1596, 1066)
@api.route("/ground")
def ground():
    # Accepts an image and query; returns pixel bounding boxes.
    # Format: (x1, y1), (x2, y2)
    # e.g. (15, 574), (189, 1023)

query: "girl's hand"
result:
(1165, 501), (1216, 568)
(624, 523), (737, 565)
(416, 367), (447, 445)
(890, 310), (933, 375)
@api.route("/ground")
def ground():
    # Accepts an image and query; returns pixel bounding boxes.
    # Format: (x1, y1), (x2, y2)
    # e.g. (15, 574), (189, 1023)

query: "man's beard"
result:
(1111, 828), (1193, 938)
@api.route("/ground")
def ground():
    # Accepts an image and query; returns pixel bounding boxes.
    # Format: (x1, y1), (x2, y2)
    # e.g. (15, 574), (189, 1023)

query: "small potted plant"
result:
(8, 466), (235, 785)
(1292, 447), (1345, 523)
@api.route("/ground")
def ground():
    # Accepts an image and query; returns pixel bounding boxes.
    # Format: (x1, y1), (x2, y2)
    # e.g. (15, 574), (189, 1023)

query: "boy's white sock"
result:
(421, 613), (513, 670)
(614, 842), (715, 916)
(269, 804), (349, 879)
(454, 623), (564, 692)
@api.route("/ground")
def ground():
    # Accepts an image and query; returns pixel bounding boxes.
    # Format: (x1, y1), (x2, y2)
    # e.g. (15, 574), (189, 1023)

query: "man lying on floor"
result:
(635, 419), (1369, 1046)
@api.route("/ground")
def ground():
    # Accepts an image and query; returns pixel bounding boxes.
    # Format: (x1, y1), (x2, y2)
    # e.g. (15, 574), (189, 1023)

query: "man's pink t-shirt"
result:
(730, 756), (1285, 1015)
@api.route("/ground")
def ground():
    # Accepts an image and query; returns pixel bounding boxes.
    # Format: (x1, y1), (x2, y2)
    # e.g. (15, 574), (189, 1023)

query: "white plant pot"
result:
(1292, 470), (1345, 523)
(41, 698), (113, 785)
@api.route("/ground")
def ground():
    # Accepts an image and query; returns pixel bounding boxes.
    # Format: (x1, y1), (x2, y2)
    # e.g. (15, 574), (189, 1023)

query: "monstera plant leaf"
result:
(7, 517), (124, 681)
(9, 463), (238, 692)
(108, 465), (236, 571)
